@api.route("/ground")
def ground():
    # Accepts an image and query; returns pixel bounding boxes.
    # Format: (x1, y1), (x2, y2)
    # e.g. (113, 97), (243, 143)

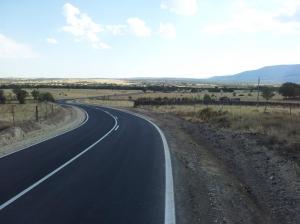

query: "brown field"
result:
(110, 90), (284, 102)
(140, 104), (300, 145)
(78, 99), (134, 108)
(0, 103), (59, 129)
(3, 89), (142, 100)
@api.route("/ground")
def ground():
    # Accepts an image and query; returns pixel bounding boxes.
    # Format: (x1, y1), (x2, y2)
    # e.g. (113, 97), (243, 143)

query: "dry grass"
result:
(141, 104), (300, 145)
(0, 103), (60, 129)
(79, 99), (134, 108)
(3, 89), (142, 100)
(111, 90), (284, 102)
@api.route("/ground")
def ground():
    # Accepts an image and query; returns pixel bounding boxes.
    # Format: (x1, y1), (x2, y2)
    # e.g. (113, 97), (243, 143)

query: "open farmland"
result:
(2, 88), (142, 100)
(110, 89), (284, 102)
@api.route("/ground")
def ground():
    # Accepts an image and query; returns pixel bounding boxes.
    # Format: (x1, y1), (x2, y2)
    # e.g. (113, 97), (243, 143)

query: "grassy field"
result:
(140, 104), (300, 145)
(0, 103), (60, 129)
(110, 90), (284, 102)
(3, 89), (142, 100)
(2, 87), (286, 103)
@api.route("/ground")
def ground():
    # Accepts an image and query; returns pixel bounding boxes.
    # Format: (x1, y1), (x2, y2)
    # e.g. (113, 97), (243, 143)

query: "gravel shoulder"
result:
(0, 105), (86, 157)
(132, 108), (300, 224)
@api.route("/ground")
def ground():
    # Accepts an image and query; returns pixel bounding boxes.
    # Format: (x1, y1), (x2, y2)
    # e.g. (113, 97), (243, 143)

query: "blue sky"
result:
(1, 0), (300, 78)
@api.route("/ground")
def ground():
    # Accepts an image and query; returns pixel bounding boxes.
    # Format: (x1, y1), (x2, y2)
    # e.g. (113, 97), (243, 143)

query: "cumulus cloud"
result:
(161, 0), (198, 16)
(62, 3), (110, 49)
(0, 34), (37, 58)
(203, 0), (300, 34)
(158, 22), (177, 39)
(127, 17), (152, 37)
(46, 37), (58, 44)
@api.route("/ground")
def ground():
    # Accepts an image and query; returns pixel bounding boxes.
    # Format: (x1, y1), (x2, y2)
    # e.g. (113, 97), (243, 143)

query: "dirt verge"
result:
(132, 108), (300, 224)
(0, 105), (86, 157)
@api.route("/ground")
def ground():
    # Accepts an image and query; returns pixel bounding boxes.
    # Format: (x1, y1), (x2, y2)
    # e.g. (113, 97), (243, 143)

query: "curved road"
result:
(0, 103), (175, 224)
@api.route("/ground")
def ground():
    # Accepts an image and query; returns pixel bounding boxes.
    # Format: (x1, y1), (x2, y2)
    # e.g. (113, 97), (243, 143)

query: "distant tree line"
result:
(0, 83), (254, 93)
(133, 96), (300, 107)
(134, 82), (300, 107)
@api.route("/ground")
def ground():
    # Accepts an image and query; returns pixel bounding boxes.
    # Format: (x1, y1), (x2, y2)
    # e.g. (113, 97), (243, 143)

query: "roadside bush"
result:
(38, 92), (55, 102)
(197, 108), (228, 121)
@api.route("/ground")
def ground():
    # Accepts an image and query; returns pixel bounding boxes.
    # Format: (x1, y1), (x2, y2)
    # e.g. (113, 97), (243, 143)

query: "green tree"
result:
(13, 88), (28, 104)
(0, 90), (6, 104)
(31, 90), (40, 101)
(279, 82), (300, 98)
(39, 92), (55, 102)
(261, 87), (275, 112)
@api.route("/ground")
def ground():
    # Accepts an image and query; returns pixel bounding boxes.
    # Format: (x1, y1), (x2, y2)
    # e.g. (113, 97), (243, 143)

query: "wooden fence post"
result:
(36, 105), (39, 122)
(11, 105), (15, 127)
(45, 103), (48, 119)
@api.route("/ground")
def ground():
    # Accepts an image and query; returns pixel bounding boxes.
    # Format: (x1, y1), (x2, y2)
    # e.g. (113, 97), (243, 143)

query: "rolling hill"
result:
(207, 65), (300, 84)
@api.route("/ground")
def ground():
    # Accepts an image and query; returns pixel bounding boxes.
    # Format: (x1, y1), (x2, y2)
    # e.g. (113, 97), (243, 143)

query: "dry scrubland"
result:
(110, 90), (284, 102)
(35, 89), (141, 100)
(140, 104), (300, 146)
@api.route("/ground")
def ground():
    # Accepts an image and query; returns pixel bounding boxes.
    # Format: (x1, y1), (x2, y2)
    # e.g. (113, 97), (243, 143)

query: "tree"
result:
(261, 87), (275, 112)
(0, 89), (6, 104)
(39, 92), (55, 102)
(279, 82), (300, 99)
(13, 88), (28, 104)
(31, 90), (40, 101)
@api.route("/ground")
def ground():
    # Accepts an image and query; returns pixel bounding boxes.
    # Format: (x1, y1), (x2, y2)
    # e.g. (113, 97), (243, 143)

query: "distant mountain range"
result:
(207, 64), (300, 84)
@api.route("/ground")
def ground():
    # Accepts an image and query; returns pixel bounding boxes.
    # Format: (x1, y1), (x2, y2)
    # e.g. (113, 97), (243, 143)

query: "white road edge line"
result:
(0, 109), (117, 211)
(96, 106), (176, 224)
(0, 105), (89, 159)
(114, 125), (119, 131)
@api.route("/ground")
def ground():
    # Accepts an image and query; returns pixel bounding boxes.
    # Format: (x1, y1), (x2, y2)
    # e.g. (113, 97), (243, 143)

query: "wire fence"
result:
(0, 103), (60, 129)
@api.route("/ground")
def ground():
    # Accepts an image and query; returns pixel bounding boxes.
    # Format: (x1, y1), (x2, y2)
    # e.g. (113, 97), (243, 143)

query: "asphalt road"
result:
(0, 103), (175, 224)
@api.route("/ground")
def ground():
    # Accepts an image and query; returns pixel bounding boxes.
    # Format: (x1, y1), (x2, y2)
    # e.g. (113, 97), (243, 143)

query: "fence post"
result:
(45, 103), (48, 120)
(51, 104), (54, 114)
(11, 105), (15, 127)
(36, 105), (39, 122)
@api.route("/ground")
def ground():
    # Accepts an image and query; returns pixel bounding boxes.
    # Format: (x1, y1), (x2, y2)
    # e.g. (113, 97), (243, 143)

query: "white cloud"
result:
(46, 37), (58, 44)
(0, 34), (37, 59)
(161, 0), (198, 16)
(105, 25), (127, 36)
(203, 0), (300, 34)
(127, 17), (152, 37)
(62, 3), (110, 49)
(158, 22), (177, 39)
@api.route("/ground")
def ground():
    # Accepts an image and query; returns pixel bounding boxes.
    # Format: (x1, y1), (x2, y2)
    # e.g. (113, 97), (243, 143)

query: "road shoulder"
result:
(0, 105), (86, 157)
(131, 108), (299, 224)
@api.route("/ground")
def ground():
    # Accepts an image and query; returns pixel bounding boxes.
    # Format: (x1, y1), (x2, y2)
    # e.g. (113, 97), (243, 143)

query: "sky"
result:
(1, 0), (300, 78)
